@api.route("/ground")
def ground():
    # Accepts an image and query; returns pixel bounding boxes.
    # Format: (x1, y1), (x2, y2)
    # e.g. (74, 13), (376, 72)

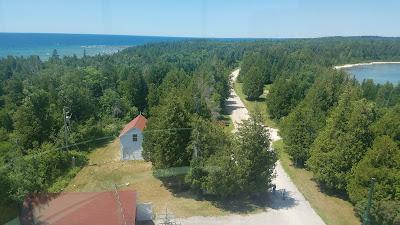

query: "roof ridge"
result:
(119, 114), (147, 136)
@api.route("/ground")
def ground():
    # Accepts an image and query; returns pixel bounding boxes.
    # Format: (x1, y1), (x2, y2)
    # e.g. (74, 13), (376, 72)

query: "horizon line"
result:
(1, 32), (400, 40)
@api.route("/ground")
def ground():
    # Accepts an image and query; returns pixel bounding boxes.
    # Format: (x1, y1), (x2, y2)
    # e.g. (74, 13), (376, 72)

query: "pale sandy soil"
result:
(165, 69), (326, 225)
(334, 61), (400, 69)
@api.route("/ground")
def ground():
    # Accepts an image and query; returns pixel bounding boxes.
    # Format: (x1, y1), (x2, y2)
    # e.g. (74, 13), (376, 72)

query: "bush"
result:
(7, 146), (87, 201)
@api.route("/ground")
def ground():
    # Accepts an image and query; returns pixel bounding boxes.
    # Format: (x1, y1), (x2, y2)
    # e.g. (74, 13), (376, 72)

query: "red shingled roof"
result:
(21, 190), (137, 225)
(120, 114), (147, 136)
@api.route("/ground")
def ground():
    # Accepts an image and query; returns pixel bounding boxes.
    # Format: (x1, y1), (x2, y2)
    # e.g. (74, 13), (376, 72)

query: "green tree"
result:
(147, 68), (188, 110)
(205, 114), (277, 197)
(99, 89), (130, 118)
(307, 87), (376, 192)
(0, 166), (11, 204)
(267, 70), (315, 120)
(12, 89), (54, 150)
(142, 93), (192, 169)
(242, 66), (264, 100)
(119, 68), (148, 111)
(347, 136), (400, 225)
(371, 104), (400, 142)
(361, 79), (379, 101)
(233, 114), (277, 194)
(83, 66), (110, 98)
(281, 72), (347, 166)
(185, 117), (229, 193)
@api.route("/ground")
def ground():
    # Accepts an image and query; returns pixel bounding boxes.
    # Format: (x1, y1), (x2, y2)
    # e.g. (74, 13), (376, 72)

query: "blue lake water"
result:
(344, 63), (400, 84)
(0, 33), (188, 60)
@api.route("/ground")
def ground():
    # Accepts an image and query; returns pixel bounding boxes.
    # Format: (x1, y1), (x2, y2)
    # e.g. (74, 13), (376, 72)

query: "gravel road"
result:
(171, 69), (326, 225)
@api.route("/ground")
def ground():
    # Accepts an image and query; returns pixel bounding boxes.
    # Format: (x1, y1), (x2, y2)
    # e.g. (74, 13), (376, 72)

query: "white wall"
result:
(119, 128), (144, 160)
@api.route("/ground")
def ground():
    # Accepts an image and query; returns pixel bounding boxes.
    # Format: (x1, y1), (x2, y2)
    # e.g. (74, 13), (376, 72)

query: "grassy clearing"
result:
(65, 140), (236, 218)
(273, 140), (361, 225)
(233, 82), (276, 128)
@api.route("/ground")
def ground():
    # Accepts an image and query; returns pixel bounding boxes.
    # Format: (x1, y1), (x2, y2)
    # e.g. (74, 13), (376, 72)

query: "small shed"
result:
(119, 114), (147, 160)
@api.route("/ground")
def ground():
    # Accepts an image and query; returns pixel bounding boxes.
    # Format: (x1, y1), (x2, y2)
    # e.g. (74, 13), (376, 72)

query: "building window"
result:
(132, 134), (138, 142)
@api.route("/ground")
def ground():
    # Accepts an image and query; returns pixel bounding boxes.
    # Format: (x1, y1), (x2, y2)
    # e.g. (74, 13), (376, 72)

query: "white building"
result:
(119, 114), (147, 160)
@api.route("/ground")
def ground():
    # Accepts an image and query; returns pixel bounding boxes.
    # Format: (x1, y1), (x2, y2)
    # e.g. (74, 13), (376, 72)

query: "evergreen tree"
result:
(267, 70), (315, 119)
(205, 114), (277, 197)
(370, 104), (400, 142)
(242, 66), (264, 100)
(142, 93), (192, 169)
(361, 79), (379, 101)
(233, 114), (277, 194)
(307, 87), (376, 191)
(119, 68), (148, 111)
(281, 72), (347, 166)
(185, 117), (229, 193)
(347, 136), (400, 225)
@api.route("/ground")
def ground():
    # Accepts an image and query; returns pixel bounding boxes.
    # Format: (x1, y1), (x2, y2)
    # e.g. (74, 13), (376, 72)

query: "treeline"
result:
(238, 37), (400, 225)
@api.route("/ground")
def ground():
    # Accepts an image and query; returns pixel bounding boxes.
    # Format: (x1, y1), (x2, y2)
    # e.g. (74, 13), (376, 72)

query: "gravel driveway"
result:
(168, 69), (326, 225)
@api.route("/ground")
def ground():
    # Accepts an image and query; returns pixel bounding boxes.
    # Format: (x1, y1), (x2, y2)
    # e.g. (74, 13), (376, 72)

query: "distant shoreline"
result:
(334, 61), (400, 69)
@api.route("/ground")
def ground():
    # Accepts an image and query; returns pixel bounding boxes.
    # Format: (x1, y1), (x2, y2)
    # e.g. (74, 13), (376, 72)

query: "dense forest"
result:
(0, 40), (275, 218)
(238, 37), (400, 225)
(1, 37), (400, 224)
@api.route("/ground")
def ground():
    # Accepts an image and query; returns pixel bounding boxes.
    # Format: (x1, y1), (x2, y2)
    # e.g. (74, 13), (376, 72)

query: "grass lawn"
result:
(233, 82), (276, 128)
(65, 139), (234, 218)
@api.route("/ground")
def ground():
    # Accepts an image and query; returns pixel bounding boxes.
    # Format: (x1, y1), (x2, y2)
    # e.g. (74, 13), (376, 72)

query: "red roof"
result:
(120, 114), (147, 136)
(20, 190), (137, 225)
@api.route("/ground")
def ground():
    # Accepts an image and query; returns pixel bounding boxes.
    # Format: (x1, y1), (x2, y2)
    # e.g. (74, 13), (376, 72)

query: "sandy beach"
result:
(334, 61), (400, 69)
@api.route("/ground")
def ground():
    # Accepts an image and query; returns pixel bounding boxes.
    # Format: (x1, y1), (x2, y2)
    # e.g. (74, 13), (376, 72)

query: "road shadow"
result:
(266, 188), (298, 210)
(208, 188), (298, 213)
(223, 100), (245, 115)
(160, 176), (298, 214)
(208, 193), (269, 213)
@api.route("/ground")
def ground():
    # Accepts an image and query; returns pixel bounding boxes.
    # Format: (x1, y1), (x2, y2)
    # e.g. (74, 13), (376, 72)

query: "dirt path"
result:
(176, 69), (326, 225)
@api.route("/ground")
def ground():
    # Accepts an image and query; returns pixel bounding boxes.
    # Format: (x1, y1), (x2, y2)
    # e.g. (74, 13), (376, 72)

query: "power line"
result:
(2, 127), (194, 168)
(142, 127), (192, 133)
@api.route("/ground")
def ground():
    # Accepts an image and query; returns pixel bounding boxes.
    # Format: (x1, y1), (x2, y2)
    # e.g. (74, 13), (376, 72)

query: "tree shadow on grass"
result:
(208, 189), (298, 213)
(312, 179), (350, 201)
(158, 175), (298, 214)
(245, 96), (266, 103)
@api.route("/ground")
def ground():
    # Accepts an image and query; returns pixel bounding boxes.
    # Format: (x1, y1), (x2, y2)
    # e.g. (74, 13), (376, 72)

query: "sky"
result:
(0, 0), (399, 38)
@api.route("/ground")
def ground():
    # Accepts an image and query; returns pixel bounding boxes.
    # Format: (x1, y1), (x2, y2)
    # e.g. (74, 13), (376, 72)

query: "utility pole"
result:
(193, 95), (200, 159)
(363, 177), (376, 225)
(63, 106), (71, 151)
